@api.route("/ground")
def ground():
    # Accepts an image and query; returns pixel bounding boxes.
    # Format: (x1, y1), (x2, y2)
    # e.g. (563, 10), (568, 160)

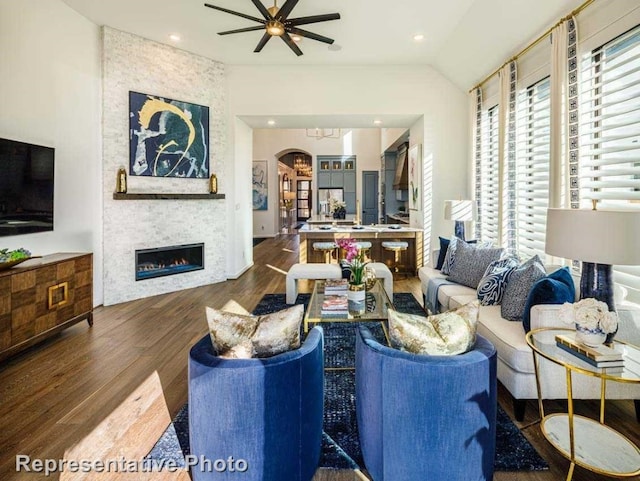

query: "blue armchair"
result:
(355, 326), (497, 481)
(188, 326), (324, 481)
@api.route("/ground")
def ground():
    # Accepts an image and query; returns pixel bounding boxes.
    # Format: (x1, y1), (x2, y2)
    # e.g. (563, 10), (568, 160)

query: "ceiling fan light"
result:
(266, 20), (285, 36)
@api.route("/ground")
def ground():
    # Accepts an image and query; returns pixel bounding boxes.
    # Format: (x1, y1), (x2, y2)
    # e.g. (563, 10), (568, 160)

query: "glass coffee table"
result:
(304, 278), (393, 345)
(526, 328), (640, 480)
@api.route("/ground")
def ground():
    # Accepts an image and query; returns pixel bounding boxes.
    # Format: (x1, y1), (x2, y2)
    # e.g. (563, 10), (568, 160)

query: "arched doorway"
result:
(275, 149), (313, 231)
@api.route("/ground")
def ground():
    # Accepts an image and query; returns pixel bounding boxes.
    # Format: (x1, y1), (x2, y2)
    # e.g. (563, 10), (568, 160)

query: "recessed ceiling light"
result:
(267, 120), (276, 126)
(169, 34), (181, 42)
(291, 34), (302, 42)
(373, 120), (382, 125)
(413, 34), (424, 42)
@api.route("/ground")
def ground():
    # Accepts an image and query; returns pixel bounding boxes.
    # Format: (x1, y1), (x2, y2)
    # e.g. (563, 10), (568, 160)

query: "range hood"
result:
(393, 143), (409, 190)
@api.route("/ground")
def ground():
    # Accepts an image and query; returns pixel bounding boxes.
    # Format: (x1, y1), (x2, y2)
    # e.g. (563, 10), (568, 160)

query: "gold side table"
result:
(526, 328), (640, 480)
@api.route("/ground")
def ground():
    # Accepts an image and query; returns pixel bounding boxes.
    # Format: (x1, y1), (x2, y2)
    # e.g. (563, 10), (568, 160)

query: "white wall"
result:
(0, 0), (103, 304)
(228, 65), (469, 266)
(227, 118), (254, 278)
(252, 128), (382, 236)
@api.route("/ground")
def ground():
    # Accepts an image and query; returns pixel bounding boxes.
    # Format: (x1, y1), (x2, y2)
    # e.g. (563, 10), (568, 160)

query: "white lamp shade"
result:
(545, 208), (640, 265)
(444, 200), (477, 222)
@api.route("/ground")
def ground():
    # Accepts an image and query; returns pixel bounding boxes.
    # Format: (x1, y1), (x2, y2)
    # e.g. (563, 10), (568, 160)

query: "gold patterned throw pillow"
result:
(206, 308), (259, 357)
(388, 301), (479, 356)
(218, 340), (254, 359)
(252, 304), (304, 357)
(205, 304), (304, 359)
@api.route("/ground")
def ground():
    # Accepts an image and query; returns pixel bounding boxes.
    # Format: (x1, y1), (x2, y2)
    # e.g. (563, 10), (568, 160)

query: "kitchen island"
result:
(304, 214), (357, 225)
(298, 224), (423, 274)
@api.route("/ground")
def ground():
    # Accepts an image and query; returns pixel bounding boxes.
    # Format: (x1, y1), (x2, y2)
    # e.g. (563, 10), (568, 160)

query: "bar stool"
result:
(381, 241), (409, 275)
(313, 242), (338, 264)
(354, 241), (372, 261)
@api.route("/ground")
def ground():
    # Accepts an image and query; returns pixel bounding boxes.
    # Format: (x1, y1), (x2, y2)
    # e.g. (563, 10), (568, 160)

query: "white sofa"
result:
(418, 252), (640, 421)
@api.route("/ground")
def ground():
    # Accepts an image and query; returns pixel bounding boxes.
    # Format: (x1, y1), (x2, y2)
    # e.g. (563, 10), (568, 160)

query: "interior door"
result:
(362, 171), (379, 225)
(297, 180), (311, 221)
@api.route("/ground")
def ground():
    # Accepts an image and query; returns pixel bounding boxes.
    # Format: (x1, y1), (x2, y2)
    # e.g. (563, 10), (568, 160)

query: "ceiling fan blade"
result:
(281, 32), (303, 56)
(219, 25), (266, 35)
(287, 27), (334, 45)
(288, 13), (340, 26)
(254, 32), (272, 52)
(250, 0), (272, 20)
(204, 3), (265, 24)
(276, 0), (299, 21)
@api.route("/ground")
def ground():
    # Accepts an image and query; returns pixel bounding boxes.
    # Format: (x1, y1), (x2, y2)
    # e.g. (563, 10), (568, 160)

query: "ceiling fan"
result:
(204, 0), (340, 56)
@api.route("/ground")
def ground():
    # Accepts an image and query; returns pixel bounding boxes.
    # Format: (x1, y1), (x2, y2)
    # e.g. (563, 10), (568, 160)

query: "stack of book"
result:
(321, 294), (348, 317)
(555, 334), (624, 368)
(324, 279), (348, 294)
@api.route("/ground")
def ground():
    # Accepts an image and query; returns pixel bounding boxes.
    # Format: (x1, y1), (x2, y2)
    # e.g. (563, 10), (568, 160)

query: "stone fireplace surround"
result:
(101, 27), (227, 306)
(102, 197), (226, 306)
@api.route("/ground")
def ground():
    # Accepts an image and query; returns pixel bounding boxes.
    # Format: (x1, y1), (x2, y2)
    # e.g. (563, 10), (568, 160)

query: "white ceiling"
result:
(62, 0), (585, 91)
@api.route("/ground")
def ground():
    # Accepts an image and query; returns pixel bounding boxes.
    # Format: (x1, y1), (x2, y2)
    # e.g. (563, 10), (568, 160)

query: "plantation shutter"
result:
(516, 78), (551, 260)
(580, 25), (640, 302)
(479, 105), (501, 245)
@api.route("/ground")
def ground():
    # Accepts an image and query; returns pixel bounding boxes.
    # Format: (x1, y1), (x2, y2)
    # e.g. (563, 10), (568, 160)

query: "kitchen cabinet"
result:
(317, 172), (330, 188)
(316, 155), (357, 214)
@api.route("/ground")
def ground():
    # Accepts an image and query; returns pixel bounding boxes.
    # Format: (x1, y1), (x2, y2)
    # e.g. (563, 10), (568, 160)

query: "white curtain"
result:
(470, 88), (482, 240)
(550, 17), (578, 209)
(498, 62), (517, 251)
(550, 20), (568, 209)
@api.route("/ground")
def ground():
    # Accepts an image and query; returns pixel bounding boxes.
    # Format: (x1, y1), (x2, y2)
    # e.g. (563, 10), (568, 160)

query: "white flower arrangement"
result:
(559, 298), (618, 333)
(329, 198), (346, 213)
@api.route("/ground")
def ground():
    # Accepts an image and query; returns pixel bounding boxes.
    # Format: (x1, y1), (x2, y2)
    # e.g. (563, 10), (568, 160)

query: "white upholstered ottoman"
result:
(368, 262), (394, 301)
(285, 262), (394, 304)
(286, 263), (341, 304)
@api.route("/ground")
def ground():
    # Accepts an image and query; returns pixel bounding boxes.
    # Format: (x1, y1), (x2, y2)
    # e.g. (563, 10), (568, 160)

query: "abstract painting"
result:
(253, 160), (268, 210)
(129, 91), (209, 178)
(409, 144), (422, 211)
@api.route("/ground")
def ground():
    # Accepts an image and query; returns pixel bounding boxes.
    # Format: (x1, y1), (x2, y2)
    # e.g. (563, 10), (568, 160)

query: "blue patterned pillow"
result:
(447, 241), (504, 289)
(477, 266), (516, 306)
(440, 237), (459, 275)
(501, 255), (546, 321)
(476, 257), (519, 306)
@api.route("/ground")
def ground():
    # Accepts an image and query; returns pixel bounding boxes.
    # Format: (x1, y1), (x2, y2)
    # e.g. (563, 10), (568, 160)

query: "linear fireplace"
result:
(135, 243), (204, 281)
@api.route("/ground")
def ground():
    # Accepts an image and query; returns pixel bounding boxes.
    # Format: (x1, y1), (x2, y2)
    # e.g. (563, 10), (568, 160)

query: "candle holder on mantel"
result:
(209, 174), (218, 194)
(115, 167), (127, 194)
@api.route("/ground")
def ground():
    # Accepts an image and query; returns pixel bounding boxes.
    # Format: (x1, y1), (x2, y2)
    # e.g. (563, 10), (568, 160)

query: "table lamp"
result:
(545, 207), (640, 313)
(444, 200), (477, 241)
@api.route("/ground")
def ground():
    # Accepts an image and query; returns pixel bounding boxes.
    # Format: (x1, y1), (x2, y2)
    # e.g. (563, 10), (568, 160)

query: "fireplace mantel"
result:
(113, 193), (225, 200)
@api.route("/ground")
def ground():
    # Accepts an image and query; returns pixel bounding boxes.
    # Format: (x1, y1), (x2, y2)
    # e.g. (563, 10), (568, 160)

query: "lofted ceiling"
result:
(62, 0), (584, 90)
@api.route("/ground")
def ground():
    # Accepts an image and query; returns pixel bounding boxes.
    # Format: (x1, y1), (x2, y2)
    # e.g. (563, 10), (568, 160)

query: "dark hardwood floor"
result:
(0, 235), (637, 480)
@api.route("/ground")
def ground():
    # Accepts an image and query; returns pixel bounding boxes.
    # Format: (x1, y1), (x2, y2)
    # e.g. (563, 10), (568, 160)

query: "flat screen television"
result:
(0, 137), (54, 237)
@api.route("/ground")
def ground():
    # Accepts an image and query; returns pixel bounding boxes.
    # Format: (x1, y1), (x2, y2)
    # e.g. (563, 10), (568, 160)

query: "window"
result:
(515, 77), (551, 260)
(580, 25), (640, 301)
(478, 105), (500, 244)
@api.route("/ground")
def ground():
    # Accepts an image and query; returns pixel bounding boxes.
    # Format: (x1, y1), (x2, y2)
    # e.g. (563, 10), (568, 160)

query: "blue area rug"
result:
(147, 293), (548, 472)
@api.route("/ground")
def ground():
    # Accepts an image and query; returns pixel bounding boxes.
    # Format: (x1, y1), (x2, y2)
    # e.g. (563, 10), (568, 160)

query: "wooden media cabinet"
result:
(0, 252), (93, 362)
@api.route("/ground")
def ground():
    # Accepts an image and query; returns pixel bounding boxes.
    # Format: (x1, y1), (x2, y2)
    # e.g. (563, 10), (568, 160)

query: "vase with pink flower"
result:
(559, 298), (618, 347)
(336, 238), (368, 305)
